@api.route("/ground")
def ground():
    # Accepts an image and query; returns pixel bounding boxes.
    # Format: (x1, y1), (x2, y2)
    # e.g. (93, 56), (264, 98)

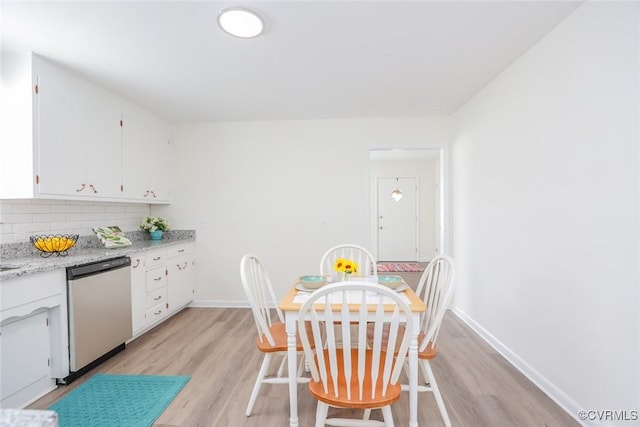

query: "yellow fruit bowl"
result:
(30, 234), (79, 257)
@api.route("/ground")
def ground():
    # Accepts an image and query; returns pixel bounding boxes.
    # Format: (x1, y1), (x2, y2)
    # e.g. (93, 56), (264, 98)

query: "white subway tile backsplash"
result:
(12, 203), (50, 214)
(0, 200), (150, 244)
(2, 213), (34, 223)
(80, 205), (106, 213)
(50, 204), (79, 213)
(25, 222), (51, 232)
(32, 213), (66, 223)
(31, 199), (66, 205)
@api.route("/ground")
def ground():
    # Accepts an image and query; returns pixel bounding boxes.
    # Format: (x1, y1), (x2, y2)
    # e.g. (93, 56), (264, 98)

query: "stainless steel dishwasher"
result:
(65, 256), (132, 383)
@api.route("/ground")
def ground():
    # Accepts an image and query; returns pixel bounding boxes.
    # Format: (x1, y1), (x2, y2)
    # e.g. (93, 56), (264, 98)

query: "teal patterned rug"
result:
(49, 374), (190, 427)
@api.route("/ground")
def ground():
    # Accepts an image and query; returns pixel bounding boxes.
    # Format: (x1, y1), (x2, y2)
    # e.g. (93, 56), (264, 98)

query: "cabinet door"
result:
(34, 55), (122, 199)
(130, 254), (146, 335)
(122, 103), (171, 203)
(0, 311), (50, 403)
(34, 56), (86, 196)
(167, 254), (195, 313)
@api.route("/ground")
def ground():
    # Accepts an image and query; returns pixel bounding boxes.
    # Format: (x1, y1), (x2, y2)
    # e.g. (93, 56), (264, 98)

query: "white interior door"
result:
(377, 177), (417, 261)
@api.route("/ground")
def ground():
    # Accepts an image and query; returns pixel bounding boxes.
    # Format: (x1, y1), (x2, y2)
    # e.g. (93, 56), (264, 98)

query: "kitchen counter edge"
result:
(0, 237), (195, 280)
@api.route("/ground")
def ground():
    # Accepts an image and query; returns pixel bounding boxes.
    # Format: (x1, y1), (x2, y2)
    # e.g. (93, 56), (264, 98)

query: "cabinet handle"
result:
(132, 259), (141, 268)
(143, 190), (150, 197)
(89, 184), (98, 193)
(152, 257), (161, 261)
(176, 262), (188, 270)
(76, 184), (86, 192)
(178, 249), (185, 253)
(150, 190), (157, 198)
(154, 296), (162, 301)
(154, 277), (162, 281)
(154, 310), (162, 315)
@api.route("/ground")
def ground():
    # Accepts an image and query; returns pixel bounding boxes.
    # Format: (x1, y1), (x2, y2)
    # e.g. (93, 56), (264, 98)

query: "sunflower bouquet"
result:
(333, 258), (359, 279)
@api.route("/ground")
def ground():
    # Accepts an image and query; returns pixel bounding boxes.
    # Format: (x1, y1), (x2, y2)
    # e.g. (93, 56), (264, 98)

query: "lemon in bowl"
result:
(30, 234), (79, 257)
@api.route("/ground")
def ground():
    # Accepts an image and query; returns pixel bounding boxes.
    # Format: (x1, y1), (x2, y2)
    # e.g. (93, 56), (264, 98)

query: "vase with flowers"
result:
(333, 258), (359, 281)
(140, 216), (169, 240)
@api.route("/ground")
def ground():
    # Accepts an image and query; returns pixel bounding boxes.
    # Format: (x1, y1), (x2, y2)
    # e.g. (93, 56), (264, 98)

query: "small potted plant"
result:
(140, 216), (170, 240)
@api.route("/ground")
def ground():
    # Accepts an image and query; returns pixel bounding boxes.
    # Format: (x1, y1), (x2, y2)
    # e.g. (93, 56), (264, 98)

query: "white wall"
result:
(152, 117), (453, 304)
(452, 2), (639, 424)
(369, 158), (437, 261)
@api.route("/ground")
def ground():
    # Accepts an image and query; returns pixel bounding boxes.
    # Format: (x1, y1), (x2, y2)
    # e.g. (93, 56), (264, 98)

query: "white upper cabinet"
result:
(0, 51), (170, 203)
(121, 103), (171, 203)
(35, 55), (123, 199)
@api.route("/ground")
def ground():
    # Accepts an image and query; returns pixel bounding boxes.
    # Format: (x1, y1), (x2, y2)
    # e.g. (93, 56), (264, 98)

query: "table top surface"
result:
(279, 281), (426, 313)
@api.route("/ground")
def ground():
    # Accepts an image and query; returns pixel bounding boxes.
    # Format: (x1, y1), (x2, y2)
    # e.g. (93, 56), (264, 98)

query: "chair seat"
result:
(256, 322), (310, 353)
(368, 325), (439, 359)
(309, 349), (402, 409)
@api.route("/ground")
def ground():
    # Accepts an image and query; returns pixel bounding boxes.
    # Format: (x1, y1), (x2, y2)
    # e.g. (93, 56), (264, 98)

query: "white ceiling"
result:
(1, 1), (582, 123)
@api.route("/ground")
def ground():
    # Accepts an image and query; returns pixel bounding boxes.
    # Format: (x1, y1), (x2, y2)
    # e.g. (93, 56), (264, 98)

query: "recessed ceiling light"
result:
(217, 7), (264, 38)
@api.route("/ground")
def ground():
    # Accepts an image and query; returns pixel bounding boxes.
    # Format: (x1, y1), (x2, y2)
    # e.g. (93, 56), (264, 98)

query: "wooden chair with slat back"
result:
(239, 253), (310, 417)
(319, 244), (377, 280)
(405, 255), (455, 427)
(297, 281), (414, 427)
(365, 255), (455, 426)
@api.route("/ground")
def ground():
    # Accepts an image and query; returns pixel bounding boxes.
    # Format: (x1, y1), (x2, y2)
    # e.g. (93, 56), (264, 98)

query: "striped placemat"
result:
(377, 263), (425, 273)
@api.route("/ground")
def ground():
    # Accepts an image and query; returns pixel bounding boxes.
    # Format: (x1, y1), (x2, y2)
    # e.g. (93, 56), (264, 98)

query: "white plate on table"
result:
(295, 283), (322, 292)
(295, 282), (409, 293)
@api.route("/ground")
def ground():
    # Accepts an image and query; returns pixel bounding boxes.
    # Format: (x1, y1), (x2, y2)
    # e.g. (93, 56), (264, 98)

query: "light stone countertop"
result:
(0, 409), (58, 427)
(0, 230), (195, 280)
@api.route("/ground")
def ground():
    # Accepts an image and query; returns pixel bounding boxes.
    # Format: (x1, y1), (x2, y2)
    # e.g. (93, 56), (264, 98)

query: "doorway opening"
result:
(368, 148), (449, 263)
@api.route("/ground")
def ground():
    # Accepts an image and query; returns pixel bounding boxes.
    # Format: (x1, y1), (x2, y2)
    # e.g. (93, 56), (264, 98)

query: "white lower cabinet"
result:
(166, 245), (195, 314)
(130, 243), (195, 338)
(0, 269), (68, 408)
(0, 311), (49, 405)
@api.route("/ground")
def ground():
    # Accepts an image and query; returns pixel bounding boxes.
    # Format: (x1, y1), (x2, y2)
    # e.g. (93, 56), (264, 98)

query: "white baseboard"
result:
(188, 300), (250, 308)
(451, 307), (594, 427)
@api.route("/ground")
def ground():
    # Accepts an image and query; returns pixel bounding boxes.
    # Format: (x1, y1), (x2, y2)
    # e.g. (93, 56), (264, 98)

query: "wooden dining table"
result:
(279, 280), (426, 427)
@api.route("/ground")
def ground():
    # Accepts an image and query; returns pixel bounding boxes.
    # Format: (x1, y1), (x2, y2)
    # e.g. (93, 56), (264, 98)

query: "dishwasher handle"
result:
(67, 257), (132, 280)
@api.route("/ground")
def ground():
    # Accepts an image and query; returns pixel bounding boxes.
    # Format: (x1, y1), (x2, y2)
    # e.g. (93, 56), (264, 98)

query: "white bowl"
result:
(299, 275), (327, 289)
(377, 275), (404, 289)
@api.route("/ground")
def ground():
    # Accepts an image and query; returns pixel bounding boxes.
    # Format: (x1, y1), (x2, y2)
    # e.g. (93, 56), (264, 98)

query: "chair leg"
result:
(381, 405), (395, 427)
(316, 402), (329, 427)
(419, 358), (430, 386)
(245, 353), (273, 416)
(422, 360), (451, 427)
(363, 408), (372, 420)
(277, 353), (287, 377)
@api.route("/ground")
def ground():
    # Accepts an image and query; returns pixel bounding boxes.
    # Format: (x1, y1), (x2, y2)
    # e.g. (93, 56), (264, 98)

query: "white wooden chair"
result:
(403, 255), (455, 427)
(319, 244), (377, 280)
(298, 281), (414, 427)
(240, 253), (310, 416)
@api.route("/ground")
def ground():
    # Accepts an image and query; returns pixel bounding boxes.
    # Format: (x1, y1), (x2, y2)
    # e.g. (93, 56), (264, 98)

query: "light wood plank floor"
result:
(28, 304), (579, 426)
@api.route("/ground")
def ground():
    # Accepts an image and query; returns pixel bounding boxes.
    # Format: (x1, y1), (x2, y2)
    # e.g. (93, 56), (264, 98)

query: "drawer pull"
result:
(154, 296), (162, 301)
(89, 184), (98, 193)
(132, 259), (141, 268)
(76, 184), (86, 192)
(153, 257), (161, 261)
(176, 262), (188, 270)
(178, 249), (185, 253)
(154, 310), (162, 315)
(154, 277), (162, 281)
